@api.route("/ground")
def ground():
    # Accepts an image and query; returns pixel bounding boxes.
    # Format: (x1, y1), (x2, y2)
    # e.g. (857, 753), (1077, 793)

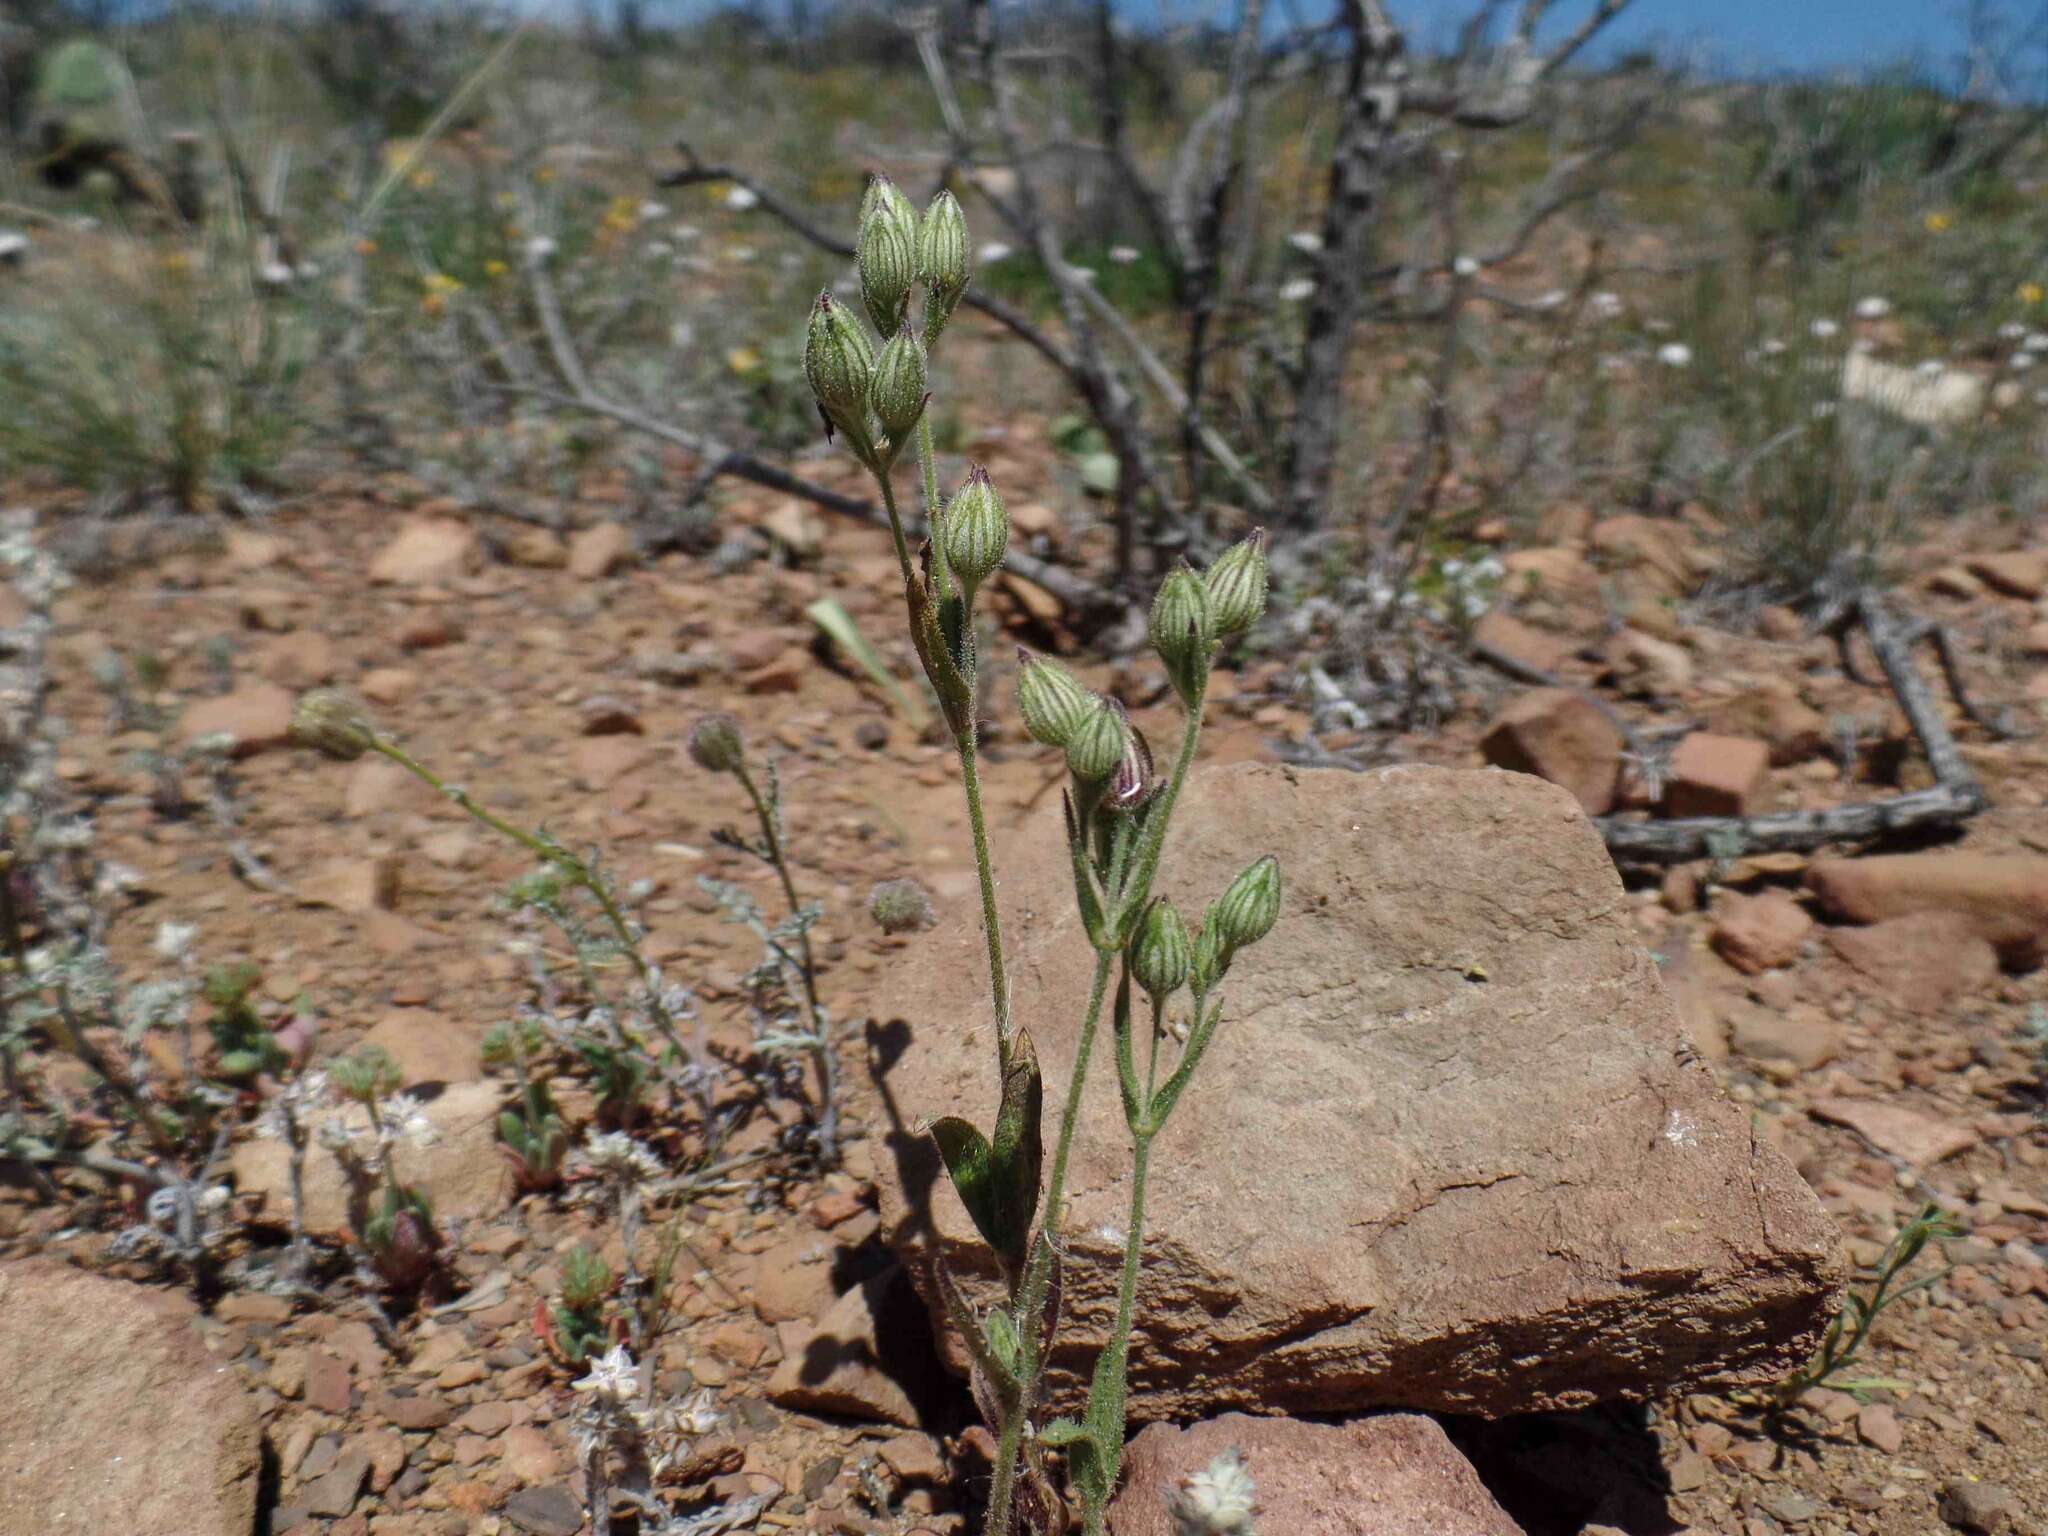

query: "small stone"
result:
(374, 1390), (454, 1431)
(1710, 891), (1814, 974)
(568, 522), (635, 580)
(1966, 551), (2048, 599)
(296, 857), (401, 917)
(507, 529), (568, 569)
(1759, 1490), (1821, 1524)
(1857, 1401), (1903, 1452)
(502, 1484), (584, 1536)
(1939, 1478), (2016, 1533)
(500, 1425), (562, 1486)
(1478, 688), (1622, 815)
(260, 631), (338, 690)
(305, 1349), (352, 1414)
(1472, 610), (1571, 677)
(761, 501), (824, 560)
(1729, 1004), (1838, 1075)
(358, 668), (416, 706)
(878, 1433), (945, 1485)
(180, 684), (296, 757)
(1826, 912), (1999, 1014)
(1811, 1097), (1978, 1165)
(1604, 628), (1693, 697)
(299, 1447), (370, 1519)
(370, 518), (480, 586)
(1664, 733), (1770, 818)
(579, 695), (644, 736)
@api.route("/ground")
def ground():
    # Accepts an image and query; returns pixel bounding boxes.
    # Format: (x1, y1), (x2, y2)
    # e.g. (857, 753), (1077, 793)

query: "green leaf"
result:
(1078, 450), (1119, 496)
(1039, 1417), (1088, 1448)
(989, 1029), (1045, 1269)
(929, 1116), (1004, 1254)
(983, 1307), (1022, 1378)
(804, 597), (929, 730)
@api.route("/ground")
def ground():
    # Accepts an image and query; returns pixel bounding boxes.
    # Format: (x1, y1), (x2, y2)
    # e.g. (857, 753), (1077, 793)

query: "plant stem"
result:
(985, 947), (1114, 1536)
(1081, 1130), (1154, 1536)
(733, 763), (838, 1163)
(370, 739), (686, 1056)
(956, 730), (1013, 1058)
(874, 457), (917, 595)
(1117, 675), (1208, 932)
(918, 411), (952, 601)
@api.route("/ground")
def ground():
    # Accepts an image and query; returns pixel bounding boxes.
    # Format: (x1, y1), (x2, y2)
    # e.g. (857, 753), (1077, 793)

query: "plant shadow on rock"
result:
(1445, 1404), (1682, 1536)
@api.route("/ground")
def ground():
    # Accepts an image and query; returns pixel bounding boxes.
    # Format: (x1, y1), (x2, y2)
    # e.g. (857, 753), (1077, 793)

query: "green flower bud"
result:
(860, 173), (918, 242)
(1130, 899), (1192, 1000)
(688, 712), (746, 774)
(292, 688), (379, 761)
(1066, 697), (1126, 782)
(919, 188), (970, 327)
(803, 292), (874, 439)
(1204, 528), (1268, 636)
(858, 209), (916, 337)
(331, 1044), (402, 1103)
(1214, 855), (1281, 954)
(869, 327), (929, 442)
(1015, 650), (1094, 749)
(1191, 904), (1226, 989)
(939, 465), (1009, 591)
(1150, 563), (1215, 702)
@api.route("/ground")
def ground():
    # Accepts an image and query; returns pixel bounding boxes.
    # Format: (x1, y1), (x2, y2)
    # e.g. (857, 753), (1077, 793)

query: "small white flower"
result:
(524, 235), (558, 264)
(1812, 399), (1838, 419)
(1999, 321), (2027, 340)
(1809, 317), (1840, 339)
(643, 240), (672, 259)
(153, 921), (198, 963)
(726, 245), (756, 265)
(1535, 287), (1567, 309)
(382, 1092), (438, 1148)
(1277, 277), (1316, 303)
(258, 260), (295, 286)
(977, 241), (1014, 265)
(671, 222), (701, 242)
(1168, 1446), (1258, 1535)
(724, 185), (759, 211)
(1286, 229), (1323, 255)
(2025, 330), (2048, 352)
(2012, 351), (2037, 371)
(638, 200), (668, 221)
(1108, 244), (1139, 266)
(574, 1343), (639, 1405)
(1656, 342), (1693, 368)
(1854, 295), (1892, 320)
(674, 1387), (724, 1436)
(0, 231), (27, 261)
(1588, 290), (1624, 320)
(579, 1131), (663, 1185)
(1759, 338), (1789, 356)
(1452, 254), (1480, 278)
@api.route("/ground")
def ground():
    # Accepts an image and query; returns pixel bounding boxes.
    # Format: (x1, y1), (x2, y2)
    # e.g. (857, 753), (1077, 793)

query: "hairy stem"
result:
(1118, 673), (1209, 930)
(1081, 1130), (1154, 1536)
(985, 947), (1115, 1536)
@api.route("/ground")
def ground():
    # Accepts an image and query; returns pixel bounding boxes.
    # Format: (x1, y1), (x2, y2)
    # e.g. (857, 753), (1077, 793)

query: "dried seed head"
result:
(1150, 563), (1215, 703)
(939, 465), (1009, 592)
(1015, 650), (1094, 749)
(1130, 899), (1192, 1000)
(919, 188), (970, 311)
(804, 292), (874, 438)
(687, 713), (747, 775)
(1203, 528), (1268, 636)
(1065, 697), (1127, 783)
(1214, 855), (1281, 955)
(857, 207), (917, 337)
(868, 877), (937, 935)
(292, 688), (379, 761)
(868, 326), (929, 442)
(1167, 1446), (1258, 1536)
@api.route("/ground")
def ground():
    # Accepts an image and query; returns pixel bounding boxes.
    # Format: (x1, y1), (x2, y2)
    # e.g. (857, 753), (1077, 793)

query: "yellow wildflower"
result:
(484, 258), (509, 279)
(726, 347), (762, 376)
(2020, 282), (2045, 306)
(1923, 211), (1951, 234)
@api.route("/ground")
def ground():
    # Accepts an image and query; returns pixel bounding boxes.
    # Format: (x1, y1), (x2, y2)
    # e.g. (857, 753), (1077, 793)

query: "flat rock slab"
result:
(0, 1260), (262, 1535)
(872, 763), (1843, 1419)
(1106, 1412), (1524, 1536)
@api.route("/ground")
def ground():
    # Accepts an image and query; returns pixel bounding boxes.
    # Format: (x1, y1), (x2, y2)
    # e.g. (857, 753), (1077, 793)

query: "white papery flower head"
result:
(1809, 317), (1840, 339)
(574, 1343), (639, 1406)
(1168, 1446), (1258, 1535)
(382, 1092), (438, 1148)
(1108, 244), (1140, 266)
(153, 921), (198, 963)
(1587, 290), (1623, 320)
(1854, 295), (1892, 319)
(1452, 254), (1480, 278)
(1277, 277), (1316, 303)
(579, 1131), (663, 1185)
(725, 185), (760, 211)
(1656, 342), (1693, 369)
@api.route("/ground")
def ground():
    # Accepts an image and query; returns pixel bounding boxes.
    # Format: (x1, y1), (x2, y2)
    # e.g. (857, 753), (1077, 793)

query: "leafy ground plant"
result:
(803, 175), (1279, 1536)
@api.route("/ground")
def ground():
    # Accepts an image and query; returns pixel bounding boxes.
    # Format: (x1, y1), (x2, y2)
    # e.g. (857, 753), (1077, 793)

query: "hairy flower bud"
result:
(1065, 697), (1126, 783)
(858, 209), (916, 337)
(919, 188), (970, 331)
(1204, 528), (1268, 636)
(1150, 563), (1215, 702)
(1015, 650), (1094, 749)
(1191, 905), (1225, 989)
(860, 173), (918, 242)
(1130, 899), (1192, 1000)
(804, 292), (874, 439)
(1167, 1446), (1258, 1536)
(868, 878), (936, 935)
(939, 465), (1008, 591)
(869, 327), (928, 441)
(1214, 855), (1281, 954)
(687, 713), (746, 775)
(1105, 708), (1159, 812)
(292, 688), (379, 761)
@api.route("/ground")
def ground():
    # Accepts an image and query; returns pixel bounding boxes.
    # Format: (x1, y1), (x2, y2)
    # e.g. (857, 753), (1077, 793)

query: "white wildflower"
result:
(524, 235), (558, 264)
(153, 921), (198, 963)
(2025, 330), (2048, 352)
(574, 1343), (640, 1406)
(1588, 290), (1624, 320)
(670, 223), (701, 242)
(724, 185), (759, 211)
(1759, 338), (1789, 356)
(638, 200), (668, 221)
(1999, 321), (2027, 340)
(258, 260), (295, 287)
(1108, 244), (1140, 266)
(579, 1131), (663, 1185)
(1286, 229), (1323, 255)
(1854, 295), (1892, 320)
(1452, 254), (1480, 278)
(1535, 287), (1568, 309)
(1809, 317), (1840, 339)
(382, 1092), (438, 1148)
(977, 241), (1014, 265)
(1656, 342), (1693, 368)
(1168, 1446), (1258, 1535)
(1277, 277), (1316, 303)
(2012, 351), (2037, 371)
